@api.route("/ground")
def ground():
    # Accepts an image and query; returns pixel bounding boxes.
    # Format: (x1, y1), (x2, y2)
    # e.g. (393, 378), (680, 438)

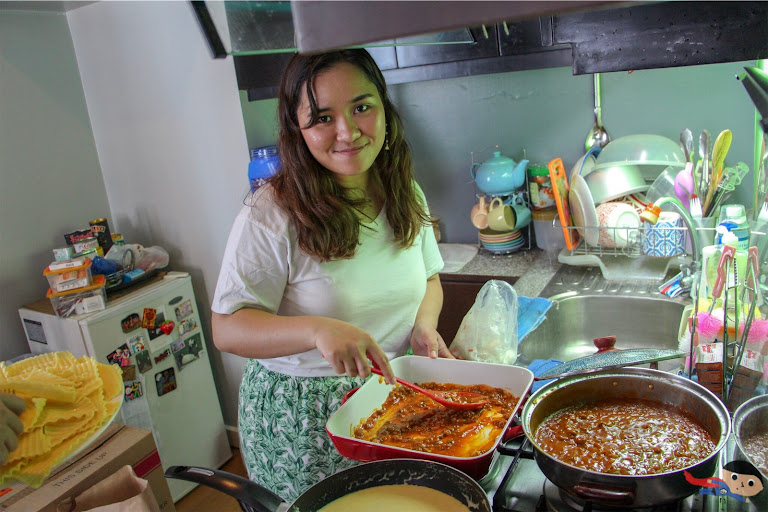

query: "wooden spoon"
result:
(369, 368), (488, 410)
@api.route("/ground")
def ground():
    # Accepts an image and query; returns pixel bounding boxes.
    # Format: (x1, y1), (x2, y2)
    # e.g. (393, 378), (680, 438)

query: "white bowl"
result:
(593, 134), (686, 181)
(584, 164), (649, 204)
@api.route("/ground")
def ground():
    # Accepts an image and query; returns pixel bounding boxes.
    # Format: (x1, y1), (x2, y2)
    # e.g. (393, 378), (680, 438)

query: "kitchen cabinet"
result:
(233, 1), (768, 101)
(438, 273), (518, 346)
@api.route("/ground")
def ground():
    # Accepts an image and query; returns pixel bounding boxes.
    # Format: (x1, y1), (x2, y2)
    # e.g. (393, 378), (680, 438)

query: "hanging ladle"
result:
(585, 73), (611, 152)
(370, 368), (488, 410)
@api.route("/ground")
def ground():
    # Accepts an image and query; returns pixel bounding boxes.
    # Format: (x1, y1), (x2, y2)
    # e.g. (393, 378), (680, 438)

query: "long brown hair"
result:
(271, 49), (431, 262)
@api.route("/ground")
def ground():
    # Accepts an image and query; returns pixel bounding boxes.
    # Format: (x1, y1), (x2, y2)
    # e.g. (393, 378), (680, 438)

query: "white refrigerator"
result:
(18, 272), (232, 502)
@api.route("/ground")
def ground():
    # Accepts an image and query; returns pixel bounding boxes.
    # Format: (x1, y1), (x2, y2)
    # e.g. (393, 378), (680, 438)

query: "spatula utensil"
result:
(369, 368), (489, 410)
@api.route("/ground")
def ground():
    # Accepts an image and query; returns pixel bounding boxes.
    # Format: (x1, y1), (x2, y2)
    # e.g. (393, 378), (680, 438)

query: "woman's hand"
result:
(0, 393), (25, 465)
(313, 318), (396, 384)
(410, 323), (454, 359)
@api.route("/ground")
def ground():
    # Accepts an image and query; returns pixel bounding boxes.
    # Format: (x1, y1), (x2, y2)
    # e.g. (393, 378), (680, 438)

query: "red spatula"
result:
(370, 368), (488, 410)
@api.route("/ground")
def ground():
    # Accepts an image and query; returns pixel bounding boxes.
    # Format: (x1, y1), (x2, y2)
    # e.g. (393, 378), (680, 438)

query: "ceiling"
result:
(0, 1), (97, 13)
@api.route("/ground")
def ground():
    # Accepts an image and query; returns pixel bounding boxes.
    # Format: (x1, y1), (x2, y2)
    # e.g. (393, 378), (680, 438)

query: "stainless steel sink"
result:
(519, 265), (689, 372)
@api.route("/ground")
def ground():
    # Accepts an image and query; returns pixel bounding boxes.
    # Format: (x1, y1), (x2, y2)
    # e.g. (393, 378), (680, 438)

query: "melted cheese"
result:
(318, 484), (471, 512)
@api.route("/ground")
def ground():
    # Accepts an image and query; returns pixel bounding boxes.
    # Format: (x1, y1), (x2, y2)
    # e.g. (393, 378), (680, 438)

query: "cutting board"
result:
(548, 157), (579, 250)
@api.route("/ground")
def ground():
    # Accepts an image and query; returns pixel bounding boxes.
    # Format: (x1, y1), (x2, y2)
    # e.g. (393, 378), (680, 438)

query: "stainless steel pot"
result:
(520, 367), (731, 508)
(165, 458), (490, 512)
(732, 394), (768, 509)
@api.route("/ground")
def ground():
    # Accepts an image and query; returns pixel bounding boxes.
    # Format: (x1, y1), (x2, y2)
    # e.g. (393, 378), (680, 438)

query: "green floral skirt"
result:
(238, 360), (364, 502)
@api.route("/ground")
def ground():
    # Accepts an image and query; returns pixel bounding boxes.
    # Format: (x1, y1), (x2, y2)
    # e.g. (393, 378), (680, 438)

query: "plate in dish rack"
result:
(568, 174), (599, 247)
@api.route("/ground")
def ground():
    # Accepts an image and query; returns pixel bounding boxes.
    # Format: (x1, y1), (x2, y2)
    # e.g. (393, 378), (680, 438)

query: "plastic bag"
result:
(105, 244), (169, 273)
(450, 280), (519, 365)
(56, 465), (160, 512)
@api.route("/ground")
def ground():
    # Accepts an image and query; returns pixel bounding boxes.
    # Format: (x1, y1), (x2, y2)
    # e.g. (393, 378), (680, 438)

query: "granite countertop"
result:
(439, 243), (562, 298)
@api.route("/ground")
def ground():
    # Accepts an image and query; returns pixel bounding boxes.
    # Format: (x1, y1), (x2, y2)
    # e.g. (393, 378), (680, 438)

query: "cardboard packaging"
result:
(0, 424), (175, 512)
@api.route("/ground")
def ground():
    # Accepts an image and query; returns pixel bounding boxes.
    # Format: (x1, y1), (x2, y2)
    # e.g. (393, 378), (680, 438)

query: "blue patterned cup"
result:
(643, 212), (685, 257)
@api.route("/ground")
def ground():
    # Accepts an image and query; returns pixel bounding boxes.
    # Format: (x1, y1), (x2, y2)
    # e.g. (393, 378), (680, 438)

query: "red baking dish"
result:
(325, 356), (534, 479)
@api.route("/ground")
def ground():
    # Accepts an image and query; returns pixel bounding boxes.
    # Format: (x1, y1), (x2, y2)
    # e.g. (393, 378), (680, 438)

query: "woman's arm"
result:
(212, 310), (395, 383)
(410, 274), (453, 359)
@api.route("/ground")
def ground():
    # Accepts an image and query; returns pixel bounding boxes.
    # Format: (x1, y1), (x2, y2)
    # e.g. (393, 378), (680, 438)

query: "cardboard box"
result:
(0, 424), (175, 512)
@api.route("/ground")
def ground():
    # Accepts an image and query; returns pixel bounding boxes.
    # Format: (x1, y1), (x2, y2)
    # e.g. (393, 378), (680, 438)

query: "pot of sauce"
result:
(165, 458), (490, 512)
(520, 367), (730, 508)
(732, 394), (768, 508)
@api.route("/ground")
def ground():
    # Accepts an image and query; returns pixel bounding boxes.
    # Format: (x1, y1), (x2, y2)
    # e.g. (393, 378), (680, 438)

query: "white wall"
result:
(0, 9), (110, 361)
(67, 1), (249, 427)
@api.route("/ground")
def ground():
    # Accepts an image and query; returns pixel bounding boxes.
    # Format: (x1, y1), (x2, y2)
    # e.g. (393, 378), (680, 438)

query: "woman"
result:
(211, 49), (451, 501)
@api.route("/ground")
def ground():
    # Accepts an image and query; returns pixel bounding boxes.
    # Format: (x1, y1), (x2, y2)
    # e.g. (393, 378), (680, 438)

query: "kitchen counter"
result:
(439, 244), (562, 298)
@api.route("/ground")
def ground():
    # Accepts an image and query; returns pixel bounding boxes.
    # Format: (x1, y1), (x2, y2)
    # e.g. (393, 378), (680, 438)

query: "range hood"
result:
(191, 0), (478, 58)
(740, 66), (768, 134)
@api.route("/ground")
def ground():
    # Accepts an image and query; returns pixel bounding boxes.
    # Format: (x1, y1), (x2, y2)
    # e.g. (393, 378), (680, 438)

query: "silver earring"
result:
(385, 133), (390, 151)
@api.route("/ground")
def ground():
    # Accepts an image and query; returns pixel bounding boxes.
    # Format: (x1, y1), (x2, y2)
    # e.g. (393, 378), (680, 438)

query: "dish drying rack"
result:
(555, 220), (715, 281)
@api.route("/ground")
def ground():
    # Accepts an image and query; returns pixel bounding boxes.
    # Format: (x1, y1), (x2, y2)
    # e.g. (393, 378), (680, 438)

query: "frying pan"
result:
(325, 356), (534, 479)
(165, 459), (491, 512)
(521, 367), (730, 508)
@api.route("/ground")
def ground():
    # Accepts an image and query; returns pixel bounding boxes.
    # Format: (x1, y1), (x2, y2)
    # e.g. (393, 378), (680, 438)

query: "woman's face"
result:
(297, 62), (386, 186)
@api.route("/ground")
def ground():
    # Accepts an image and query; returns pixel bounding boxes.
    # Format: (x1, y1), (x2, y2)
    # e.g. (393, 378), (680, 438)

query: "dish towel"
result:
(528, 358), (564, 393)
(517, 296), (553, 342)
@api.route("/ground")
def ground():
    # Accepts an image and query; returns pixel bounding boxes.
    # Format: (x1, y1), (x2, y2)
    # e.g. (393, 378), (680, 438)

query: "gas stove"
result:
(477, 435), (760, 512)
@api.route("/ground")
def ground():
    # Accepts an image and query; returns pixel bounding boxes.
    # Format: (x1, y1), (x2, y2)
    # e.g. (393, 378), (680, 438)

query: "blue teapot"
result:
(470, 151), (529, 196)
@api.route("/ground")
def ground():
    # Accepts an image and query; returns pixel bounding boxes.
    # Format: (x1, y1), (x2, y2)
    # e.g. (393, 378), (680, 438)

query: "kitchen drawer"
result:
(438, 274), (518, 347)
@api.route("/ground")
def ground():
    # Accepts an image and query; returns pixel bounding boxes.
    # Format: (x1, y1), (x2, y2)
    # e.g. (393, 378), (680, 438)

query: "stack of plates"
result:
(478, 228), (526, 254)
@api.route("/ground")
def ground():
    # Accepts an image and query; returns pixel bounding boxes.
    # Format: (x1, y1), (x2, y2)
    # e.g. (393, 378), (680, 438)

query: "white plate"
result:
(569, 174), (600, 247)
(58, 393), (124, 466)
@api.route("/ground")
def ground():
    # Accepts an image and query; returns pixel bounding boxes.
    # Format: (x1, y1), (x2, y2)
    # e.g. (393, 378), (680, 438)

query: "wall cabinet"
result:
(438, 273), (518, 347)
(234, 1), (768, 101)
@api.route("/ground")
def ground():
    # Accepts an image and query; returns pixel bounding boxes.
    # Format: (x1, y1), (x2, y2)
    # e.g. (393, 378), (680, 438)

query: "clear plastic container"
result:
(43, 257), (93, 293)
(47, 274), (106, 317)
(532, 208), (565, 251)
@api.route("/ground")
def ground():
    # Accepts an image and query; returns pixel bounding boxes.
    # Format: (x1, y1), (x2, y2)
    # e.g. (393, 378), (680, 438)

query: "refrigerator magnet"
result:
(146, 312), (166, 341)
(174, 334), (201, 371)
(155, 368), (177, 397)
(107, 344), (131, 367)
(170, 338), (186, 354)
(124, 380), (144, 401)
(153, 349), (171, 365)
(122, 364), (137, 381)
(142, 308), (157, 329)
(174, 299), (193, 321)
(121, 313), (142, 333)
(178, 317), (198, 336)
(128, 332), (148, 354)
(168, 295), (183, 306)
(136, 349), (153, 373)
(160, 321), (175, 336)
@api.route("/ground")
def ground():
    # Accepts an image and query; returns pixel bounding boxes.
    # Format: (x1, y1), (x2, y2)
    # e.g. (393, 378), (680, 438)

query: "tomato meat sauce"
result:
(535, 398), (716, 475)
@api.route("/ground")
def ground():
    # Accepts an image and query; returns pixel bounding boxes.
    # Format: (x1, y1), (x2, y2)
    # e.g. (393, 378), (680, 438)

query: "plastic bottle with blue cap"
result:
(248, 146), (280, 191)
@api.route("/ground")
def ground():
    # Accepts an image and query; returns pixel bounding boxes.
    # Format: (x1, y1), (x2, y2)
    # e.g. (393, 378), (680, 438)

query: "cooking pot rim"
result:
(520, 367), (732, 478)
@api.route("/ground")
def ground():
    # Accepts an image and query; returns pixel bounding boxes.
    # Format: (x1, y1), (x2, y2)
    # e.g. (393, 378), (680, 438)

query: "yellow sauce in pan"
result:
(317, 484), (471, 512)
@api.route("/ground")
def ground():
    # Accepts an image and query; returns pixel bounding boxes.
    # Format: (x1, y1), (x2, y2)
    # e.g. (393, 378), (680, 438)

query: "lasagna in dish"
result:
(353, 382), (520, 457)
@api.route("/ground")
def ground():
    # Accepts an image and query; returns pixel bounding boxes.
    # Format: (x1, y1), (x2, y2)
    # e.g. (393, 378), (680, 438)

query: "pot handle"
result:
(572, 482), (635, 505)
(501, 424), (524, 443)
(165, 465), (285, 512)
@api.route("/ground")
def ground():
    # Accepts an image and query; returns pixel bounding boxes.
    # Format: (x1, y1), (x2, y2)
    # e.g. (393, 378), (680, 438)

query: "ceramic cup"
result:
(596, 202), (641, 248)
(505, 195), (532, 230)
(488, 197), (531, 231)
(643, 211), (685, 257)
(470, 196), (490, 229)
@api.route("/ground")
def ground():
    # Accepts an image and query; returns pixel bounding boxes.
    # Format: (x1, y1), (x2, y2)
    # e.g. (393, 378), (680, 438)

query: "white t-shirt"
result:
(211, 183), (444, 377)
